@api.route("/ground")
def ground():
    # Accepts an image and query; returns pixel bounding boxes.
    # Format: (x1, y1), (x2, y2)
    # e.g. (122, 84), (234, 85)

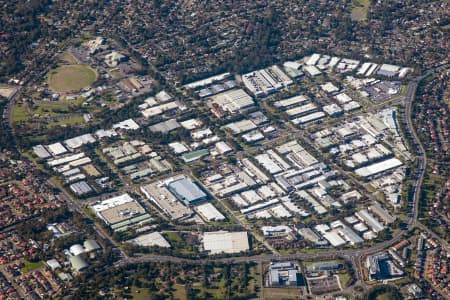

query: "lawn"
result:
(60, 51), (79, 64)
(11, 103), (29, 122)
(339, 273), (351, 287)
(130, 288), (152, 300)
(351, 0), (370, 21)
(376, 292), (396, 300)
(47, 115), (85, 128)
(262, 287), (302, 300)
(172, 284), (188, 300)
(48, 64), (97, 92)
(21, 260), (44, 273)
(440, 23), (450, 30)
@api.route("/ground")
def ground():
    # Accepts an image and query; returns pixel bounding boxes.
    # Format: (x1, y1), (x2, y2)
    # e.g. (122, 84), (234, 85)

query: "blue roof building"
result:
(168, 177), (207, 206)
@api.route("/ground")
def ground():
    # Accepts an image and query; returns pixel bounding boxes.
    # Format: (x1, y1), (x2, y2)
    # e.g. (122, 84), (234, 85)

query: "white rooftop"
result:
(203, 231), (249, 254)
(129, 232), (170, 248)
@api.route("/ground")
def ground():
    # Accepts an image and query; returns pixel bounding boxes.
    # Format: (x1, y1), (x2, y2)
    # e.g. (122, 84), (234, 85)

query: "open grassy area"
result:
(47, 115), (85, 128)
(48, 64), (97, 92)
(339, 273), (351, 287)
(351, 0), (370, 21)
(60, 51), (79, 64)
(21, 260), (44, 273)
(12, 97), (86, 126)
(11, 103), (29, 122)
(262, 287), (303, 300)
(172, 284), (188, 300)
(440, 23), (450, 31)
(376, 292), (396, 300)
(130, 288), (152, 300)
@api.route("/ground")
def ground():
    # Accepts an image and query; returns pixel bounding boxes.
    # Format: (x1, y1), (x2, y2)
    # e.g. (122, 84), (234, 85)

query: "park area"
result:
(48, 64), (97, 92)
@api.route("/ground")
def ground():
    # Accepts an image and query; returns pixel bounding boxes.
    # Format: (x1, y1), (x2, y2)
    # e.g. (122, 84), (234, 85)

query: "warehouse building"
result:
(355, 158), (402, 177)
(64, 134), (97, 150)
(128, 232), (171, 248)
(273, 95), (309, 110)
(90, 194), (151, 231)
(33, 145), (51, 159)
(69, 255), (88, 273)
(202, 231), (249, 254)
(141, 181), (193, 220)
(210, 89), (254, 113)
(167, 177), (208, 206)
(195, 203), (226, 222)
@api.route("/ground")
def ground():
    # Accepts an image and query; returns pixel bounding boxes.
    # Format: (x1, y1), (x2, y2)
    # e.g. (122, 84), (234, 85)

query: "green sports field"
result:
(48, 64), (97, 92)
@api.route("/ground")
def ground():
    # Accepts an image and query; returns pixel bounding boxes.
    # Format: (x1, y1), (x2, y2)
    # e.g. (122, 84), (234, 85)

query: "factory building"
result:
(167, 177), (208, 206)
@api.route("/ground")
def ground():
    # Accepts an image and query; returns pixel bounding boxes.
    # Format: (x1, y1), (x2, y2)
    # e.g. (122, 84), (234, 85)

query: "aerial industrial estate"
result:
(0, 1), (448, 299)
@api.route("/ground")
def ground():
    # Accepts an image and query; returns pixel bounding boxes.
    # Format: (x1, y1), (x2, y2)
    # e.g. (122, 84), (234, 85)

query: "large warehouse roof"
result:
(203, 231), (249, 254)
(355, 158), (402, 177)
(167, 177), (207, 205)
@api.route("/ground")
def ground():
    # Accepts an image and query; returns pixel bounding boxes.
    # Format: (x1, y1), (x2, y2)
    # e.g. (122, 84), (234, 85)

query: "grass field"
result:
(376, 292), (396, 300)
(130, 288), (152, 300)
(47, 115), (85, 128)
(173, 284), (188, 300)
(48, 64), (97, 92)
(351, 0), (370, 21)
(21, 260), (44, 273)
(339, 273), (351, 287)
(60, 51), (79, 64)
(12, 99), (85, 126)
(262, 287), (303, 300)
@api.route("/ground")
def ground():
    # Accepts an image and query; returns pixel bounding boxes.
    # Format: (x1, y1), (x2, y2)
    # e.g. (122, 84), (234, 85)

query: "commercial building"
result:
(286, 103), (317, 118)
(291, 111), (326, 126)
(149, 119), (180, 133)
(210, 89), (254, 113)
(69, 181), (93, 196)
(91, 194), (151, 231)
(64, 134), (97, 150)
(366, 252), (404, 281)
(202, 231), (249, 254)
(369, 203), (396, 224)
(47, 142), (68, 156)
(377, 64), (401, 77)
(323, 231), (346, 247)
(355, 209), (385, 233)
(355, 158), (402, 177)
(69, 255), (88, 273)
(141, 101), (179, 118)
(225, 119), (257, 135)
(268, 262), (302, 287)
(273, 95), (309, 109)
(112, 119), (140, 131)
(181, 149), (209, 163)
(195, 203), (226, 221)
(128, 232), (171, 248)
(141, 181), (193, 220)
(242, 65), (292, 97)
(167, 177), (208, 206)
(33, 145), (51, 159)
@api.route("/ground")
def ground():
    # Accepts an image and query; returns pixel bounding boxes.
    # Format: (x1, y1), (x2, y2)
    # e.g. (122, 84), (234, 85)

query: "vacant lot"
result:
(48, 64), (97, 92)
